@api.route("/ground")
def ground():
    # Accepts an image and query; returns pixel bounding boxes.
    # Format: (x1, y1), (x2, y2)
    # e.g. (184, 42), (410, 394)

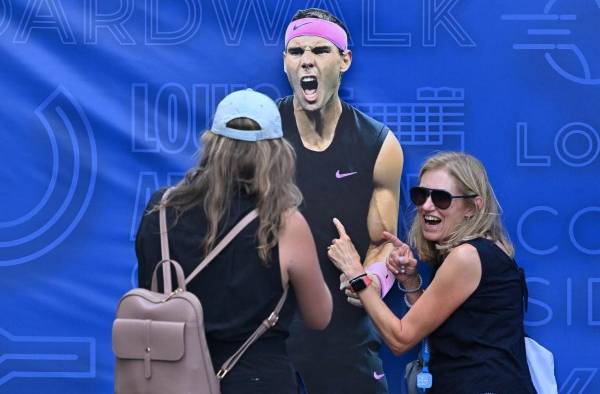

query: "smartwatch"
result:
(349, 273), (372, 293)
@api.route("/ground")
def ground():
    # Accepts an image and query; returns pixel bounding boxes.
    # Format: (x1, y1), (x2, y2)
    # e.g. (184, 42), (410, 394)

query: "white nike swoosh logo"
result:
(335, 170), (358, 179)
(373, 371), (385, 380)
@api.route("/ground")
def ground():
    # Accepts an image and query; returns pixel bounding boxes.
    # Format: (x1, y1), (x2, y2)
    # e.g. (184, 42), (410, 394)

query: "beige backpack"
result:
(112, 194), (287, 393)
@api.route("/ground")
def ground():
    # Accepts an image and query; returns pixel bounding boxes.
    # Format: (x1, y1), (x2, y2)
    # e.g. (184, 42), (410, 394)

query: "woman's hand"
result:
(327, 218), (365, 280)
(382, 231), (419, 288)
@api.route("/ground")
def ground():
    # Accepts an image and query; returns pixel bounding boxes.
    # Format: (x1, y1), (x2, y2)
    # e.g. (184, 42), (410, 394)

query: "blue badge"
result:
(416, 370), (433, 389)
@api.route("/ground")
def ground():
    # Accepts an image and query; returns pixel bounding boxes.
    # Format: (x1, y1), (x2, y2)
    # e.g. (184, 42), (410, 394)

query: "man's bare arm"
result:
(340, 131), (403, 303)
(365, 130), (403, 267)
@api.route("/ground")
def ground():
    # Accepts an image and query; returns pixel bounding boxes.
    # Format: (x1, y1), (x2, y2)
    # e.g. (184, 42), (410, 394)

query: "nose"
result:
(300, 49), (315, 70)
(421, 195), (436, 211)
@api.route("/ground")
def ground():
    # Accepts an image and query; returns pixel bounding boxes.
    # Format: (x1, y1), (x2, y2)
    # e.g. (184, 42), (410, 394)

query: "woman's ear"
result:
(465, 196), (483, 219)
(474, 196), (484, 211)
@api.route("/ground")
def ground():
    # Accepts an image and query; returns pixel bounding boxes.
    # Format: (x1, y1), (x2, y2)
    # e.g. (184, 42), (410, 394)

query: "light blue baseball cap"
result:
(211, 89), (283, 141)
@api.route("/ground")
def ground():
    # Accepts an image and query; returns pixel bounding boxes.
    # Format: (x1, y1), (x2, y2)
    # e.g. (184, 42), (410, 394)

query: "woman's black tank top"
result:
(429, 238), (535, 394)
(136, 189), (297, 393)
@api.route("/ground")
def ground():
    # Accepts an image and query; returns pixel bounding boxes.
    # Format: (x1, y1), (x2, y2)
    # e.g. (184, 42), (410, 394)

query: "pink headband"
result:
(284, 18), (348, 51)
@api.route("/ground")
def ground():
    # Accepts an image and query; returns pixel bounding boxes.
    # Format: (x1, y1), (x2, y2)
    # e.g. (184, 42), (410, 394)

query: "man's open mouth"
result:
(300, 76), (318, 100)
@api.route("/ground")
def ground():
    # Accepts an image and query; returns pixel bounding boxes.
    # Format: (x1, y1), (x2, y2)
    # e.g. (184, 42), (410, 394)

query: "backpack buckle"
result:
(266, 312), (279, 327)
(216, 368), (228, 380)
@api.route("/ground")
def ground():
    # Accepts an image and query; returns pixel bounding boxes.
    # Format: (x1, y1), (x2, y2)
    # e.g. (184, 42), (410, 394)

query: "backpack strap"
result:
(157, 187), (258, 290)
(216, 286), (289, 381)
(158, 188), (289, 381)
(158, 188), (174, 293)
(184, 208), (258, 285)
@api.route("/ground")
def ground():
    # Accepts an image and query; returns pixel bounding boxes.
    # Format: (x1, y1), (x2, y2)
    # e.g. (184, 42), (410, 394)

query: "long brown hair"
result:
(409, 151), (514, 263)
(159, 118), (302, 263)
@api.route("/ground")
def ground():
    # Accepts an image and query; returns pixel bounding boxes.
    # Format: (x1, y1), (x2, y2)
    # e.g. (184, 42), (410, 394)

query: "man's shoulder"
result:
(342, 101), (389, 145)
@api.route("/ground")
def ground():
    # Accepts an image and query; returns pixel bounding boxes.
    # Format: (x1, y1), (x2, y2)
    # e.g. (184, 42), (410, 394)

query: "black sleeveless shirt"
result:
(429, 238), (536, 394)
(135, 189), (297, 393)
(278, 96), (390, 393)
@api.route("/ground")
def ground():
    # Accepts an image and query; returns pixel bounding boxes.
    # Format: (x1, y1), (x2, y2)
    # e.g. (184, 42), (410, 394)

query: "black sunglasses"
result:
(410, 186), (478, 210)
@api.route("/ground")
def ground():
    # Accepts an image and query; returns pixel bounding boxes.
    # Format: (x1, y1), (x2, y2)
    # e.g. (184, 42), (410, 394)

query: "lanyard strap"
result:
(421, 337), (430, 372)
(417, 337), (433, 392)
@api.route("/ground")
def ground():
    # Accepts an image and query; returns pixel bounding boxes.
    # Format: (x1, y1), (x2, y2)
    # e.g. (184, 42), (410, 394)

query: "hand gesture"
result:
(329, 218), (372, 307)
(327, 218), (364, 279)
(382, 231), (418, 284)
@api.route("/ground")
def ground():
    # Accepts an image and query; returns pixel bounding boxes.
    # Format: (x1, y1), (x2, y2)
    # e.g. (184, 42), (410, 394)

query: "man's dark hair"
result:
(291, 8), (350, 42)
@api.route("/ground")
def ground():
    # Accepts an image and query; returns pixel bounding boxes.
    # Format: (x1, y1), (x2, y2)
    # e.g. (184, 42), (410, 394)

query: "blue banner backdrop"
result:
(1, 0), (599, 393)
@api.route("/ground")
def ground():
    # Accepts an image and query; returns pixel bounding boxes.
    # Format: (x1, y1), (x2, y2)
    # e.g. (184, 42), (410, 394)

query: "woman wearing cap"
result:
(136, 89), (332, 394)
(327, 152), (535, 393)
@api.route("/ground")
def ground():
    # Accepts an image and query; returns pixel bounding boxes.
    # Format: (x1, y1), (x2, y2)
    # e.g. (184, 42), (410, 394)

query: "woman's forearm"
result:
(359, 286), (411, 356)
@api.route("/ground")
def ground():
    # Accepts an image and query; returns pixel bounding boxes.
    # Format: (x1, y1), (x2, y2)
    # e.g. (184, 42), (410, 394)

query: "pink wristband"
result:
(366, 261), (395, 298)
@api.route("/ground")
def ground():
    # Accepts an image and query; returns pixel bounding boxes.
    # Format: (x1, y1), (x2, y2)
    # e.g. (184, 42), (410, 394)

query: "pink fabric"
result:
(366, 261), (395, 298)
(284, 18), (348, 50)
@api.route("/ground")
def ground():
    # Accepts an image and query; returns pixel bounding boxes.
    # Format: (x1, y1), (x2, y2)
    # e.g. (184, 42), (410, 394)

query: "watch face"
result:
(350, 275), (370, 292)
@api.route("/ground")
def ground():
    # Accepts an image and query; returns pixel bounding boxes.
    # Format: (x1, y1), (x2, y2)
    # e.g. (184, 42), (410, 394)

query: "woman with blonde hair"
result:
(136, 89), (332, 394)
(328, 151), (535, 393)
